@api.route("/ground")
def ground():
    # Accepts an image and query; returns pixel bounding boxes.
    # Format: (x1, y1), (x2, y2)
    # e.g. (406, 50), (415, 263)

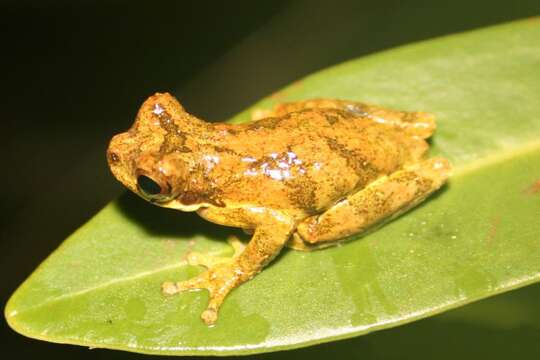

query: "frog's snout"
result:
(106, 133), (125, 166)
(107, 132), (138, 191)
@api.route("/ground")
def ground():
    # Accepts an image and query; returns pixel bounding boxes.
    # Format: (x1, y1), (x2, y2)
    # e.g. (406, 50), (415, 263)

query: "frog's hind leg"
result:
(251, 99), (350, 120)
(252, 99), (436, 139)
(291, 157), (451, 250)
(343, 102), (436, 139)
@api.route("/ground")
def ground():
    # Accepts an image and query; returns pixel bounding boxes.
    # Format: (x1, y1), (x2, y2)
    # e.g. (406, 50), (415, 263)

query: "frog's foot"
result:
(161, 235), (245, 325)
(161, 262), (243, 325)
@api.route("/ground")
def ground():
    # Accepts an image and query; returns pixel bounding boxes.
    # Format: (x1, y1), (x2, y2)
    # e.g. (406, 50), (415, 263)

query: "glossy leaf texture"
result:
(5, 19), (540, 356)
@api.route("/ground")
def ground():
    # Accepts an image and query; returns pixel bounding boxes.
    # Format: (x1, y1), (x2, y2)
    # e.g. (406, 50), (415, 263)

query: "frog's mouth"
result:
(161, 199), (205, 212)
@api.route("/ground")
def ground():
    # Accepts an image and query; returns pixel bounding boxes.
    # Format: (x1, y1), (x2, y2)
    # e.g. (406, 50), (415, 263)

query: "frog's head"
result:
(107, 92), (216, 212)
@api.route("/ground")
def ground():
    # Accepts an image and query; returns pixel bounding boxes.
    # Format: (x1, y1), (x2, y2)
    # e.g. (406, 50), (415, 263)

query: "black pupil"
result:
(137, 175), (162, 195)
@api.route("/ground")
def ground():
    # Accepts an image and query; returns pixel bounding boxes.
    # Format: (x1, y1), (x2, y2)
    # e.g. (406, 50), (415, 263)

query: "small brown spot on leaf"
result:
(524, 178), (540, 195)
(485, 216), (500, 247)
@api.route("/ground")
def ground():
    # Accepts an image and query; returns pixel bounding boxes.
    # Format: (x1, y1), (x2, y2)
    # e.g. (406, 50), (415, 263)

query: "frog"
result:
(107, 92), (451, 325)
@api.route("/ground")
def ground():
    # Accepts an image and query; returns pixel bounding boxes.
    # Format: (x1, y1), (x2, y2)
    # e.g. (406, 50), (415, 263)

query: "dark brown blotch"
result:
(154, 110), (188, 154)
(325, 114), (339, 125)
(247, 116), (284, 130)
(156, 111), (178, 133)
(213, 145), (241, 157)
(180, 191), (199, 205)
(324, 137), (378, 187)
(286, 176), (319, 215)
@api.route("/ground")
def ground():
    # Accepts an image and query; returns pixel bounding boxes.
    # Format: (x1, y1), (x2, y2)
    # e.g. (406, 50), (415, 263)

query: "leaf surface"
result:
(5, 19), (540, 355)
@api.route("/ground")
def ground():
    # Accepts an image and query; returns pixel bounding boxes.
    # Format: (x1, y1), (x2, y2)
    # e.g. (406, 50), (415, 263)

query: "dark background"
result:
(2, 0), (540, 358)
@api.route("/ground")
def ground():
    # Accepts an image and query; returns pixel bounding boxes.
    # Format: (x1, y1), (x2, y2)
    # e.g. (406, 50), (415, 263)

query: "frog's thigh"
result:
(345, 102), (436, 139)
(252, 99), (435, 139)
(251, 99), (338, 120)
(251, 99), (368, 120)
(293, 157), (451, 247)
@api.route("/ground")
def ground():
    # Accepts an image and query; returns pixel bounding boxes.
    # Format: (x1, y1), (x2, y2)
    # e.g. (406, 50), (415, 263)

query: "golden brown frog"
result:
(107, 93), (451, 325)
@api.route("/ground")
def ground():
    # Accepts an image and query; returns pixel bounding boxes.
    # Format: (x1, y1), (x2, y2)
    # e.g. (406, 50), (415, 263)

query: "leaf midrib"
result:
(8, 140), (540, 319)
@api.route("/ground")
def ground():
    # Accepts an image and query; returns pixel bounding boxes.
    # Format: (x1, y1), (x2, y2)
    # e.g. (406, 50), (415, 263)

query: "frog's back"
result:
(212, 108), (428, 216)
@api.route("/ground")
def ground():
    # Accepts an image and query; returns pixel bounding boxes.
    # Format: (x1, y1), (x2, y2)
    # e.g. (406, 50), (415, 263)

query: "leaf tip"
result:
(4, 292), (28, 340)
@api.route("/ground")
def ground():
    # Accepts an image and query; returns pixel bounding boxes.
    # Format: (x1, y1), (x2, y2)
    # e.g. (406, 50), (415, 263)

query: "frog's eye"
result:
(137, 175), (165, 197)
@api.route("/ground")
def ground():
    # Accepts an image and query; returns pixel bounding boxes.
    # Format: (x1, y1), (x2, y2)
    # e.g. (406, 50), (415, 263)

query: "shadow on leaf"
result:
(115, 191), (237, 241)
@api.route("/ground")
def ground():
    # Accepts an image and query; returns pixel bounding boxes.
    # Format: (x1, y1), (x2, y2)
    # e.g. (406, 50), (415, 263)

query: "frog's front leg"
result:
(162, 207), (294, 325)
(290, 157), (451, 250)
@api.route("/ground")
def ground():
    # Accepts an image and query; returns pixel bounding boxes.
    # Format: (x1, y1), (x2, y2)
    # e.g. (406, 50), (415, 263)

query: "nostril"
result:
(137, 175), (162, 196)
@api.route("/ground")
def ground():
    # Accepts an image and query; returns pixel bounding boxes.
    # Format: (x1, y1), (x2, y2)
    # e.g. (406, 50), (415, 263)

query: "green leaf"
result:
(5, 19), (540, 355)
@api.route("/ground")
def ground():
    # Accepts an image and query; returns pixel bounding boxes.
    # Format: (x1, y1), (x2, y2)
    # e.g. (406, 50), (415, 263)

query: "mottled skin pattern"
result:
(107, 92), (451, 325)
